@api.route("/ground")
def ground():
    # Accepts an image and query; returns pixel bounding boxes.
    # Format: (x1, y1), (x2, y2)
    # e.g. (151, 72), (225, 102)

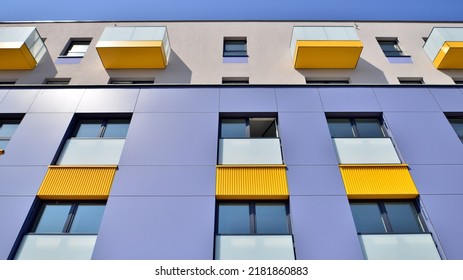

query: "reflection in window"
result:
(223, 39), (247, 57)
(220, 118), (278, 138)
(327, 118), (386, 138)
(0, 119), (21, 150)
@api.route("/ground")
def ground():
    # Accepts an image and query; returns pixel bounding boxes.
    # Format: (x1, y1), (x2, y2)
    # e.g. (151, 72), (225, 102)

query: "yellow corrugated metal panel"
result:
(37, 166), (117, 200)
(216, 165), (288, 200)
(434, 41), (463, 69)
(0, 42), (37, 70)
(96, 40), (167, 69)
(339, 164), (419, 199)
(294, 40), (363, 69)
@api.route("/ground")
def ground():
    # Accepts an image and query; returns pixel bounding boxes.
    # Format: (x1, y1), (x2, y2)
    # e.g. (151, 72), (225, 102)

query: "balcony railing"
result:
(218, 138), (283, 164)
(332, 138), (401, 164)
(56, 138), (125, 165)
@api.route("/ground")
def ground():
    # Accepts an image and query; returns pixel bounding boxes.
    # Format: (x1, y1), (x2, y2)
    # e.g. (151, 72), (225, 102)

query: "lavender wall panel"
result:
(119, 112), (218, 165)
(92, 196), (215, 260)
(384, 112), (463, 164)
(135, 88), (219, 113)
(319, 87), (381, 112)
(219, 87), (277, 112)
(0, 196), (35, 259)
(286, 166), (346, 196)
(278, 112), (338, 165)
(0, 113), (73, 166)
(28, 89), (84, 113)
(275, 88), (322, 112)
(0, 166), (48, 195)
(290, 196), (363, 260)
(76, 88), (139, 113)
(111, 166), (216, 196)
(430, 87), (463, 112)
(420, 195), (463, 259)
(409, 165), (463, 195)
(0, 89), (39, 113)
(374, 87), (440, 112)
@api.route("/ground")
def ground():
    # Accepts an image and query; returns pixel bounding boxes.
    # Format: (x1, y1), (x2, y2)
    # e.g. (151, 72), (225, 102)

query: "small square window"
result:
(60, 39), (91, 58)
(223, 38), (247, 57)
(377, 39), (406, 57)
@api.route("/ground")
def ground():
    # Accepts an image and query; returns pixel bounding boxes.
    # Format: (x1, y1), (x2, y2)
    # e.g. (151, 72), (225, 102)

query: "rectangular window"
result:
(327, 117), (386, 138)
(60, 39), (91, 58)
(56, 116), (131, 165)
(217, 202), (290, 235)
(350, 200), (424, 234)
(220, 117), (278, 138)
(44, 78), (71, 85)
(109, 79), (154, 84)
(0, 119), (21, 151)
(306, 78), (350, 84)
(223, 38), (247, 57)
(453, 79), (463, 85)
(222, 77), (249, 84)
(377, 39), (405, 57)
(448, 118), (463, 143)
(399, 78), (424, 84)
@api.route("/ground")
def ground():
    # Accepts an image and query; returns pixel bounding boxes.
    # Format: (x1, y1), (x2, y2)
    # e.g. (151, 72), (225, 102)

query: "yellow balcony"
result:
(424, 28), (463, 69)
(291, 26), (363, 69)
(0, 27), (46, 70)
(339, 164), (419, 199)
(96, 26), (170, 69)
(37, 166), (117, 200)
(216, 165), (288, 200)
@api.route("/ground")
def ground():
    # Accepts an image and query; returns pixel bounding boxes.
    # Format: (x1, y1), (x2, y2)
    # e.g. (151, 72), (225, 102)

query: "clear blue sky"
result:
(1, 0), (462, 22)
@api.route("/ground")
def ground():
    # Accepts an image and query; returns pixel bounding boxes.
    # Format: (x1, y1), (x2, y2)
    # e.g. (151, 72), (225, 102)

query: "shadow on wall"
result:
(15, 51), (58, 84)
(106, 50), (192, 84)
(296, 58), (388, 84)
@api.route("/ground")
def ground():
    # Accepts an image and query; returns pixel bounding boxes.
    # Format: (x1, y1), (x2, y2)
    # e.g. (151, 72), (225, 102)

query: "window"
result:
(0, 80), (16, 85)
(377, 39), (406, 57)
(109, 79), (154, 84)
(0, 119), (21, 152)
(32, 201), (105, 234)
(217, 202), (290, 235)
(350, 200), (425, 234)
(399, 78), (424, 84)
(453, 79), (463, 85)
(327, 117), (386, 138)
(44, 78), (71, 85)
(56, 117), (131, 165)
(220, 117), (278, 138)
(222, 77), (249, 84)
(223, 38), (247, 57)
(448, 118), (463, 143)
(60, 39), (91, 57)
(306, 78), (350, 84)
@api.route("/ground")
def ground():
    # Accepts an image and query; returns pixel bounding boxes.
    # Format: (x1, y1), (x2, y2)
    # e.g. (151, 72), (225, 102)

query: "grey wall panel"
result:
(319, 87), (381, 112)
(0, 166), (48, 195)
(110, 166), (216, 196)
(76, 88), (139, 113)
(290, 196), (363, 260)
(374, 87), (441, 112)
(275, 88), (322, 112)
(0, 89), (39, 113)
(135, 88), (219, 113)
(0, 196), (35, 260)
(420, 195), (463, 259)
(279, 112), (338, 165)
(92, 196), (215, 260)
(410, 165), (463, 195)
(384, 112), (463, 164)
(286, 166), (346, 196)
(219, 88), (277, 112)
(28, 89), (84, 113)
(119, 112), (218, 165)
(0, 113), (73, 166)
(430, 87), (463, 112)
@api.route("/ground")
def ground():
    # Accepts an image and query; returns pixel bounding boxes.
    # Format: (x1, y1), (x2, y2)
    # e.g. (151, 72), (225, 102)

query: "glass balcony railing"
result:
(218, 138), (283, 164)
(332, 138), (401, 164)
(56, 138), (125, 165)
(215, 235), (295, 260)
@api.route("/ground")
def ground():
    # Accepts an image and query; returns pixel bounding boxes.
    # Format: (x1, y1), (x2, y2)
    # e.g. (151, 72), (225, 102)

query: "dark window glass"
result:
(69, 204), (106, 233)
(328, 118), (354, 138)
(224, 40), (247, 57)
(218, 204), (250, 234)
(220, 118), (278, 138)
(449, 118), (463, 142)
(221, 119), (247, 138)
(34, 204), (72, 233)
(350, 203), (386, 234)
(103, 121), (130, 138)
(356, 119), (384, 138)
(384, 202), (423, 233)
(378, 40), (404, 57)
(255, 203), (288, 234)
(249, 118), (277, 138)
(75, 121), (102, 138)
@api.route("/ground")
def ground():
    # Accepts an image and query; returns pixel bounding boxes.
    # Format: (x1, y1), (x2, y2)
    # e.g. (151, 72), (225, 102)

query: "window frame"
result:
(223, 38), (248, 57)
(377, 38), (408, 57)
(60, 38), (92, 58)
(447, 117), (463, 143)
(219, 117), (279, 139)
(327, 117), (388, 138)
(0, 117), (23, 151)
(349, 200), (427, 235)
(215, 201), (292, 235)
(71, 118), (130, 139)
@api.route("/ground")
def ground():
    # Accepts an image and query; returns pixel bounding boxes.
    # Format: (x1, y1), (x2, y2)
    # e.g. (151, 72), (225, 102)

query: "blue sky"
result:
(1, 0), (462, 22)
